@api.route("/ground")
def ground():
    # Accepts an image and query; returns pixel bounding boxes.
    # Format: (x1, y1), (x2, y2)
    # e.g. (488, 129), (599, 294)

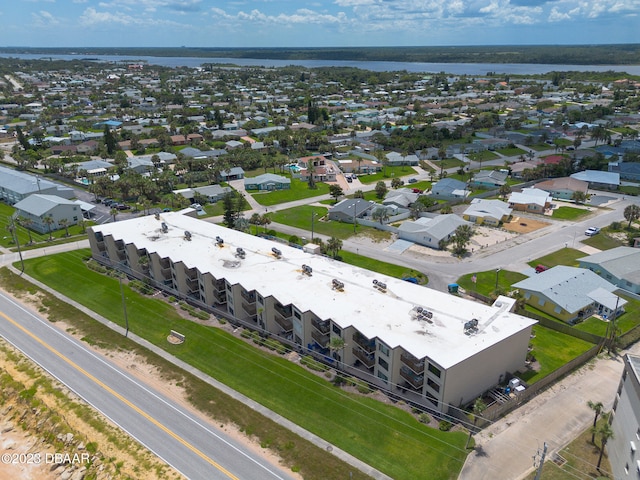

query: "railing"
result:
(401, 353), (425, 373)
(273, 312), (293, 332)
(242, 302), (256, 315)
(311, 329), (329, 347)
(400, 365), (424, 389)
(311, 318), (330, 334)
(352, 347), (374, 368)
(274, 302), (292, 319)
(352, 332), (375, 353)
(241, 289), (256, 303)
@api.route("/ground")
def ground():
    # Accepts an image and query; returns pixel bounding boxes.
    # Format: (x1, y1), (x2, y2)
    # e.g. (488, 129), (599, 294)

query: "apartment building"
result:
(88, 212), (536, 413)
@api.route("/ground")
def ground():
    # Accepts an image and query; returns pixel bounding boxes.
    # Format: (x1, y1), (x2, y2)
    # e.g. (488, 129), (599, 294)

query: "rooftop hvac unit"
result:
(416, 306), (423, 313)
(372, 279), (387, 291)
(464, 318), (479, 333)
(161, 222), (168, 233)
(302, 264), (312, 275)
(216, 236), (224, 245)
(236, 247), (245, 259)
(332, 279), (344, 290)
(184, 231), (192, 241)
(272, 247), (282, 257)
(154, 213), (160, 220)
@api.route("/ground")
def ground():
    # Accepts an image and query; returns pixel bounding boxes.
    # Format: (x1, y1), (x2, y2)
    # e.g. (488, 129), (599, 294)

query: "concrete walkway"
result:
(459, 346), (637, 479)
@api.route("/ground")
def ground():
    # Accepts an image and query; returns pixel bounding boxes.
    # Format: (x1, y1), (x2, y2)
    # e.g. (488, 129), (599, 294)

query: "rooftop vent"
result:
(332, 279), (344, 291)
(302, 264), (312, 275)
(271, 247), (282, 258)
(154, 213), (160, 220)
(464, 318), (479, 334)
(373, 279), (387, 291)
(161, 222), (168, 233)
(236, 247), (246, 259)
(216, 236), (224, 246)
(184, 231), (192, 241)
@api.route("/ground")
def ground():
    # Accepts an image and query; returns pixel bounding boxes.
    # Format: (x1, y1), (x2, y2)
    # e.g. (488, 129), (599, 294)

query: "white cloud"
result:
(32, 10), (60, 26)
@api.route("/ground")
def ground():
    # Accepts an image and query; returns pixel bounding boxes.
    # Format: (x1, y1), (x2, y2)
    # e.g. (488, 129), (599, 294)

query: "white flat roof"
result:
(92, 212), (535, 368)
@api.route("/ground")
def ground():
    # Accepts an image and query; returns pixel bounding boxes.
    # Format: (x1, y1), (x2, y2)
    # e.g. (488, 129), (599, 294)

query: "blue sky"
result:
(2, 0), (638, 48)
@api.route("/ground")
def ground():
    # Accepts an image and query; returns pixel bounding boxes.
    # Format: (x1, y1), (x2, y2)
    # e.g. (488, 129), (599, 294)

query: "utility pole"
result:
(119, 276), (130, 337)
(533, 442), (547, 480)
(9, 218), (25, 274)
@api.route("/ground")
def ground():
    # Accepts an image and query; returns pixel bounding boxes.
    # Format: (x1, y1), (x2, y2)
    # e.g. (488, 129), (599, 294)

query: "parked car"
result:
(535, 264), (549, 274)
(412, 188), (423, 194)
(346, 176), (352, 183)
(190, 203), (203, 211)
(584, 227), (600, 236)
(408, 178), (418, 184)
(116, 204), (131, 210)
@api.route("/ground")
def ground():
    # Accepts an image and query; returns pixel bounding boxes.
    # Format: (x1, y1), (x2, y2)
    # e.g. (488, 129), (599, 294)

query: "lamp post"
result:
(9, 218), (25, 274)
(495, 267), (501, 291)
(311, 210), (316, 241)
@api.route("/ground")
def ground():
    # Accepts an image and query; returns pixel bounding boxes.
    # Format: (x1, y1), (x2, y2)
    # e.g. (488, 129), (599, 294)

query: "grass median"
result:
(9, 251), (469, 480)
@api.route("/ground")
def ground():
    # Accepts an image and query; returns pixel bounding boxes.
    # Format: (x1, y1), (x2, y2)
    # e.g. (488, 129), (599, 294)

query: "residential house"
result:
(535, 177), (589, 201)
(383, 188), (420, 208)
(13, 194), (81, 234)
(512, 266), (627, 323)
(470, 170), (508, 189)
(244, 173), (291, 191)
(173, 185), (232, 203)
(578, 247), (640, 294)
(462, 199), (512, 226)
(297, 156), (338, 182)
(88, 212), (536, 413)
(219, 167), (245, 181)
(508, 188), (552, 214)
(0, 165), (74, 204)
(328, 198), (376, 223)
(570, 170), (620, 190)
(430, 178), (470, 200)
(608, 160), (640, 182)
(398, 214), (470, 249)
(385, 151), (420, 166)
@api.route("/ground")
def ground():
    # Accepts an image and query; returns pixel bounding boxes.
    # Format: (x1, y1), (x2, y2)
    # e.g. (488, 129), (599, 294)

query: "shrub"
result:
(418, 413), (430, 424)
(300, 356), (329, 372)
(439, 420), (452, 431)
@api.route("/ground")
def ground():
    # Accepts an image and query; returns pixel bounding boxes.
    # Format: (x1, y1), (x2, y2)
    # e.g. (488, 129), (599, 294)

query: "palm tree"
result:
(42, 216), (54, 240)
(466, 398), (487, 448)
(372, 207), (389, 225)
(329, 336), (346, 365)
(260, 214), (272, 233)
(588, 400), (604, 444)
(110, 207), (119, 223)
(326, 237), (343, 259)
(249, 213), (262, 235)
(58, 218), (70, 237)
(595, 413), (614, 472)
(624, 204), (640, 229)
(16, 216), (33, 245)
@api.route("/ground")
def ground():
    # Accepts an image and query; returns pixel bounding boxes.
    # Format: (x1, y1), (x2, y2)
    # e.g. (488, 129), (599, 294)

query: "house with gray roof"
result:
(578, 247), (640, 294)
(470, 170), (508, 189)
(219, 167), (245, 181)
(462, 199), (512, 226)
(398, 214), (469, 249)
(508, 188), (552, 214)
(0, 165), (73, 204)
(13, 194), (81, 234)
(383, 188), (419, 208)
(173, 184), (232, 203)
(180, 147), (227, 159)
(385, 151), (419, 166)
(244, 173), (290, 191)
(512, 266), (626, 323)
(608, 160), (640, 182)
(328, 198), (376, 223)
(570, 170), (620, 190)
(431, 178), (469, 200)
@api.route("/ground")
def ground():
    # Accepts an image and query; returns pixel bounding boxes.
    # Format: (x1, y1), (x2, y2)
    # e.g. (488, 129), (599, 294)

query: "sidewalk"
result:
(459, 347), (635, 479)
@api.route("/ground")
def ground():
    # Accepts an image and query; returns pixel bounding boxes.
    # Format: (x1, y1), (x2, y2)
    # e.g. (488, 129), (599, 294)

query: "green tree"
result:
(103, 124), (117, 155)
(16, 216), (33, 244)
(571, 190), (587, 204)
(110, 207), (119, 223)
(372, 207), (389, 225)
(466, 398), (487, 449)
(329, 184), (344, 204)
(498, 184), (512, 199)
(353, 190), (364, 199)
(391, 177), (404, 189)
(624, 204), (640, 229)
(249, 213), (262, 235)
(452, 224), (474, 257)
(58, 218), (70, 237)
(375, 181), (388, 199)
(326, 237), (343, 259)
(329, 336), (346, 364)
(594, 414), (614, 472)
(587, 400), (604, 444)
(42, 215), (54, 240)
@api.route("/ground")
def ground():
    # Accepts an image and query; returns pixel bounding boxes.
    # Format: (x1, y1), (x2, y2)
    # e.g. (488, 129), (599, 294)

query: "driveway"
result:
(459, 345), (638, 479)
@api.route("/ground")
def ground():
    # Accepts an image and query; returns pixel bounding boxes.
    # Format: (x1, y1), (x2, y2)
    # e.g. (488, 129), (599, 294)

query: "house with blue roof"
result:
(578, 247), (640, 294)
(570, 170), (620, 190)
(244, 173), (290, 191)
(431, 178), (470, 200)
(608, 160), (640, 182)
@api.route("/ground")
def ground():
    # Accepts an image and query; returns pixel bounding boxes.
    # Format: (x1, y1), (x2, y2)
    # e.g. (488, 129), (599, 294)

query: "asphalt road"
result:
(0, 291), (297, 480)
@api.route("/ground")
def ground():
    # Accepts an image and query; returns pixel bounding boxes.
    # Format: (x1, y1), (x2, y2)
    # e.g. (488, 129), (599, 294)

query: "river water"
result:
(2, 52), (640, 75)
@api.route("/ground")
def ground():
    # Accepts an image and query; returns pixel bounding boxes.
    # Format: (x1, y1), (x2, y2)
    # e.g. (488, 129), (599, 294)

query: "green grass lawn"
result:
(552, 206), (592, 220)
(581, 232), (624, 250)
(469, 151), (500, 162)
(520, 325), (594, 384)
(340, 250), (428, 284)
(496, 146), (527, 157)
(270, 205), (381, 240)
(357, 166), (419, 184)
(528, 248), (585, 268)
(457, 270), (528, 297)
(19, 252), (469, 480)
(249, 178), (331, 206)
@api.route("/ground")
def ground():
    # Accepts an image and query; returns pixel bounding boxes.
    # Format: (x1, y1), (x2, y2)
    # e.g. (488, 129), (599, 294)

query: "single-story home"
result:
(431, 178), (469, 200)
(219, 167), (245, 181)
(535, 177), (589, 201)
(398, 214), (469, 249)
(512, 266), (627, 323)
(578, 246), (640, 294)
(570, 170), (620, 190)
(385, 151), (420, 166)
(173, 185), (232, 203)
(383, 188), (420, 208)
(328, 198), (376, 223)
(244, 173), (291, 191)
(608, 160), (640, 182)
(13, 194), (82, 234)
(508, 188), (552, 214)
(462, 199), (512, 226)
(470, 170), (508, 189)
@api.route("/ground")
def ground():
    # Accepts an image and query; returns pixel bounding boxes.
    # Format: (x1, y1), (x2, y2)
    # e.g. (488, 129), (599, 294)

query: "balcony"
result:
(213, 290), (227, 304)
(401, 352), (425, 373)
(185, 269), (198, 282)
(213, 279), (226, 292)
(352, 347), (374, 368)
(274, 302), (292, 319)
(274, 312), (293, 332)
(114, 240), (125, 251)
(311, 318), (330, 334)
(311, 329), (329, 347)
(352, 332), (375, 354)
(241, 289), (256, 303)
(400, 365), (424, 390)
(242, 302), (256, 316)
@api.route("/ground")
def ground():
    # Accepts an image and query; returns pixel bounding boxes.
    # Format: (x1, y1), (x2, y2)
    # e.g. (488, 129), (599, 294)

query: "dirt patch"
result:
(503, 216), (550, 234)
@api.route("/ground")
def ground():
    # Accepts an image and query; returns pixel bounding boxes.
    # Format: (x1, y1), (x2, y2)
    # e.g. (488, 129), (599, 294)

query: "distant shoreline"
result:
(1, 45), (640, 66)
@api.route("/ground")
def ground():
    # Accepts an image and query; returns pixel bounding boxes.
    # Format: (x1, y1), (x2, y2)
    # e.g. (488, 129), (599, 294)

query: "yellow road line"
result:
(0, 310), (239, 480)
